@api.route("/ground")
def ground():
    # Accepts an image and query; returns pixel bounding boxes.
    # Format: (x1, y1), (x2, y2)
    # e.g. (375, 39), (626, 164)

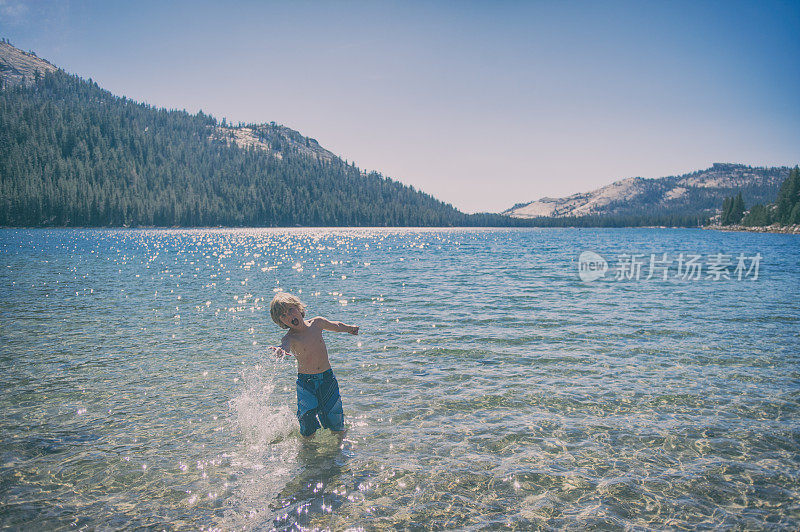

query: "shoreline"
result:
(704, 223), (800, 235)
(2, 224), (797, 233)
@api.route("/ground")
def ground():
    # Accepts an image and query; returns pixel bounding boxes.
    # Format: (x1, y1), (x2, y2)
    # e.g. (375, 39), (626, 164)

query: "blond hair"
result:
(270, 292), (306, 329)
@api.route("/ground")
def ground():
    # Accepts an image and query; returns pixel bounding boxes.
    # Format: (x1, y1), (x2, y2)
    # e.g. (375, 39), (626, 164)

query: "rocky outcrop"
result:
(0, 41), (58, 86)
(211, 123), (337, 163)
(706, 223), (800, 234)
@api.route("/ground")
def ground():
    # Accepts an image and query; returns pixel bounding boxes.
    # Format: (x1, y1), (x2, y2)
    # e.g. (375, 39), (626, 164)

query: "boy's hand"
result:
(348, 326), (359, 335)
(269, 346), (291, 358)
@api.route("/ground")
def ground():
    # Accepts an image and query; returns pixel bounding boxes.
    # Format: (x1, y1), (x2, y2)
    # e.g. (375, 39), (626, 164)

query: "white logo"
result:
(578, 251), (608, 282)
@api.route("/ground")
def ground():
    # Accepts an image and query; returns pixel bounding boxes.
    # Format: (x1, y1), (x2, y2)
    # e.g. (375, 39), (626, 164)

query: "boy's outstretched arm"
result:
(314, 316), (359, 335)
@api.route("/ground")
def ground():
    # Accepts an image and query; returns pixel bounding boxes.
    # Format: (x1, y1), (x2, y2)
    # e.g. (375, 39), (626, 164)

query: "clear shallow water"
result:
(0, 227), (798, 530)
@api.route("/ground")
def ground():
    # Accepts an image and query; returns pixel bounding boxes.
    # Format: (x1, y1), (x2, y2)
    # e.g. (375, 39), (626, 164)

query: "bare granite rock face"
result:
(210, 123), (337, 163)
(0, 41), (58, 87)
(502, 163), (792, 219)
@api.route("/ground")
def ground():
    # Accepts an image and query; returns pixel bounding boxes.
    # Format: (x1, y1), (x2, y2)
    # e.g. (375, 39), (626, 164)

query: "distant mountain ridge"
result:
(502, 163), (792, 219)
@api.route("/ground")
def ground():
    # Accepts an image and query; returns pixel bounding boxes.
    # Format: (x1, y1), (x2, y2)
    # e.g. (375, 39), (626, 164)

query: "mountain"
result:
(1, 40), (495, 227)
(3, 40), (786, 229)
(0, 38), (337, 170)
(503, 164), (792, 220)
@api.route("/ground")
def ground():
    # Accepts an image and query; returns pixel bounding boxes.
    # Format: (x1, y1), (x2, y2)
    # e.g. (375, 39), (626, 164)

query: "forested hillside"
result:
(0, 69), (471, 227)
(717, 167), (800, 227)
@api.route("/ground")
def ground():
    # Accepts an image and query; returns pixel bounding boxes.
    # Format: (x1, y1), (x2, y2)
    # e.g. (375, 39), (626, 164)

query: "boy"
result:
(269, 292), (358, 441)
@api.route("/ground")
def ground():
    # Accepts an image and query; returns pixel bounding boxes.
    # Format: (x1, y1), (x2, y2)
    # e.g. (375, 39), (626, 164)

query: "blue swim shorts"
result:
(296, 369), (345, 437)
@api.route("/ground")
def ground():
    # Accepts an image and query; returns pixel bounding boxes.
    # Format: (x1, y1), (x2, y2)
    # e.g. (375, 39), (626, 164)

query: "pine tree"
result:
(721, 196), (733, 225)
(731, 191), (745, 224)
(775, 167), (800, 225)
(790, 203), (800, 225)
(742, 204), (771, 227)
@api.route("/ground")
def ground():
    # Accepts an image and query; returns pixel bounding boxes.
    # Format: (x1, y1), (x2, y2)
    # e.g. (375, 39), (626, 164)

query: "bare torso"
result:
(283, 318), (332, 374)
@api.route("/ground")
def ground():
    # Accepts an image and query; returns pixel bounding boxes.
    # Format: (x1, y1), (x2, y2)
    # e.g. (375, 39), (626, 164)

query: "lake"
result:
(1, 227), (798, 529)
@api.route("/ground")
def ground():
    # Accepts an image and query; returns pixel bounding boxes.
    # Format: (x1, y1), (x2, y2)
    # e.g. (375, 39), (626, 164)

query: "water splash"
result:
(230, 357), (296, 444)
(224, 357), (300, 528)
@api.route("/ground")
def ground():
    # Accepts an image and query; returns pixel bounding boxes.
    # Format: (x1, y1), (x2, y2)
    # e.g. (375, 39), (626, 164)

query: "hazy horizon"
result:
(2, 0), (798, 213)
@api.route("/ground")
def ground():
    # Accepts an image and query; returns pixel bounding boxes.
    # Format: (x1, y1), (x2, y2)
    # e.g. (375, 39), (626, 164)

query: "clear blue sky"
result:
(2, 0), (798, 213)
